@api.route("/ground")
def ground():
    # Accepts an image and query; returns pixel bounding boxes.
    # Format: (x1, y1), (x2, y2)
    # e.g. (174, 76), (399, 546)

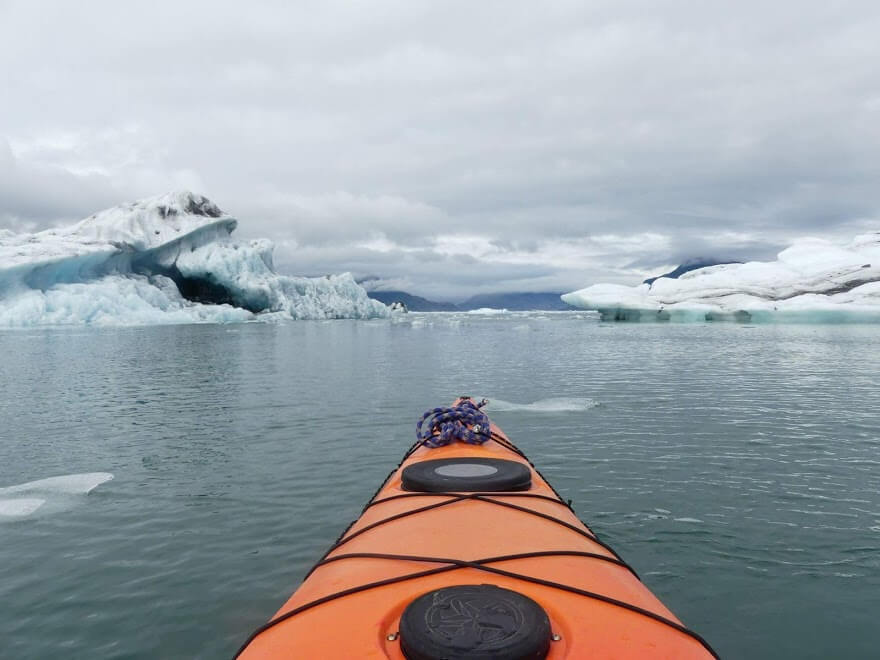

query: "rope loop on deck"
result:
(416, 398), (490, 447)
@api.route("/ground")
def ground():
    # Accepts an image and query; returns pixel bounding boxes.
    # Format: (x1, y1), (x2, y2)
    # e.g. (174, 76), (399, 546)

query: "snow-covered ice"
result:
(562, 233), (880, 322)
(465, 307), (509, 315)
(0, 192), (389, 326)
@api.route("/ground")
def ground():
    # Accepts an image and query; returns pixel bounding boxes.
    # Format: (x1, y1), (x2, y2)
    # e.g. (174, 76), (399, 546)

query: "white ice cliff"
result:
(562, 233), (880, 322)
(0, 192), (389, 325)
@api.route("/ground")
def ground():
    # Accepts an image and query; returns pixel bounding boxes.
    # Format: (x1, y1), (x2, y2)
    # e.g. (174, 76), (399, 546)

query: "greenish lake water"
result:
(1, 312), (878, 658)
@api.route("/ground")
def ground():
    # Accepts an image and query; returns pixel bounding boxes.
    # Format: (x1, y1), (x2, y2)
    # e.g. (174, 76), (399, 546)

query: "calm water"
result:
(1, 313), (879, 659)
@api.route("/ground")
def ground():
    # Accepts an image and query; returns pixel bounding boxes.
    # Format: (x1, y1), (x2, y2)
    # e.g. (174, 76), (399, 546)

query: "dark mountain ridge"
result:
(366, 290), (575, 311)
(366, 290), (459, 311)
(458, 292), (574, 311)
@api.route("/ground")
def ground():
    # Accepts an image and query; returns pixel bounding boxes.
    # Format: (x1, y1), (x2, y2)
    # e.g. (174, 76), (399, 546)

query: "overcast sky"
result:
(2, 1), (879, 299)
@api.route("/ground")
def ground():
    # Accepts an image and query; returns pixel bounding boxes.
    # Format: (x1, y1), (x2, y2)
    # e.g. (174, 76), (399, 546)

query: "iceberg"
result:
(562, 234), (880, 322)
(0, 192), (389, 326)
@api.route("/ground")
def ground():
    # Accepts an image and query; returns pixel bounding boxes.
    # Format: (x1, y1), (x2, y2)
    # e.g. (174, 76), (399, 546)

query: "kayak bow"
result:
(236, 398), (716, 659)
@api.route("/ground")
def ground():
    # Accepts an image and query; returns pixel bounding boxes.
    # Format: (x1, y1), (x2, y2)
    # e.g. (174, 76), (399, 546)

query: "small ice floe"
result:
(0, 498), (46, 517)
(389, 301), (408, 313)
(485, 397), (600, 413)
(0, 472), (113, 520)
(466, 307), (508, 315)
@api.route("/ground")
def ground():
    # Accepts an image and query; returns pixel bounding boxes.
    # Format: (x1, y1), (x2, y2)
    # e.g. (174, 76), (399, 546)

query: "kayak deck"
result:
(236, 400), (716, 659)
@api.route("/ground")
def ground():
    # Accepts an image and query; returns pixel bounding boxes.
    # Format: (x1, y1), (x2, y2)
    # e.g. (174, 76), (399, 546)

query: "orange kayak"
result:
(236, 398), (716, 659)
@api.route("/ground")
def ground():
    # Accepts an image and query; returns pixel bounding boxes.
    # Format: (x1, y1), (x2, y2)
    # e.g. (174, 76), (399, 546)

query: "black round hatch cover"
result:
(399, 584), (551, 660)
(401, 458), (531, 492)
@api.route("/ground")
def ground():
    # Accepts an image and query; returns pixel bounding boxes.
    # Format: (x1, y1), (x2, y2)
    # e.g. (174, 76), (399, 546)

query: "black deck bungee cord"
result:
(302, 491), (633, 582)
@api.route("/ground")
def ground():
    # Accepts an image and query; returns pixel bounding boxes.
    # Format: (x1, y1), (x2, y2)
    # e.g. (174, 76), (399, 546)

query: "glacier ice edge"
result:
(562, 233), (880, 323)
(0, 191), (389, 326)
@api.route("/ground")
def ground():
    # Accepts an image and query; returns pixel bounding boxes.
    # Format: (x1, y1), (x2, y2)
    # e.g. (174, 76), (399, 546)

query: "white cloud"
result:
(2, 0), (880, 297)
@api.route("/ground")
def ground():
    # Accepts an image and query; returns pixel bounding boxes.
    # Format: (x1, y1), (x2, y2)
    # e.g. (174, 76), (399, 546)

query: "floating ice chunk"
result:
(562, 233), (880, 322)
(0, 498), (46, 517)
(0, 192), (389, 325)
(0, 472), (114, 495)
(0, 472), (113, 520)
(465, 307), (508, 314)
(485, 397), (600, 412)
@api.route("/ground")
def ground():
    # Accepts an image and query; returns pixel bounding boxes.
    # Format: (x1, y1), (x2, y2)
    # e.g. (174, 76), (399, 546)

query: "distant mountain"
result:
(458, 292), (575, 311)
(643, 258), (742, 286)
(366, 290), (575, 311)
(366, 290), (459, 311)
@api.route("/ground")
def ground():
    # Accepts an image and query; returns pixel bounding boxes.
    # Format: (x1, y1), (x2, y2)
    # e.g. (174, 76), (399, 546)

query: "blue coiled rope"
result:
(416, 398), (490, 448)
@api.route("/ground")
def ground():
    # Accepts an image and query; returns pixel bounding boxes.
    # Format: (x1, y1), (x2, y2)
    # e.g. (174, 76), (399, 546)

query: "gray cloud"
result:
(0, 140), (118, 229)
(2, 0), (879, 297)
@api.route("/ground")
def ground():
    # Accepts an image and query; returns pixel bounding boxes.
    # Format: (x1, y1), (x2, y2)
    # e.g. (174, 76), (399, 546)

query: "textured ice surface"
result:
(465, 307), (509, 315)
(0, 192), (389, 326)
(0, 472), (114, 495)
(562, 233), (880, 322)
(0, 498), (46, 517)
(484, 397), (600, 412)
(0, 472), (113, 519)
